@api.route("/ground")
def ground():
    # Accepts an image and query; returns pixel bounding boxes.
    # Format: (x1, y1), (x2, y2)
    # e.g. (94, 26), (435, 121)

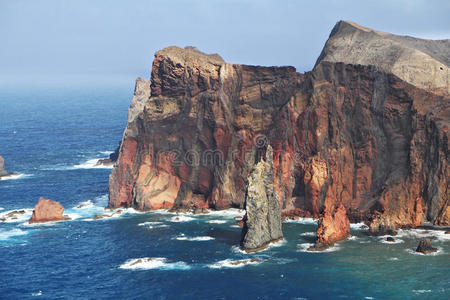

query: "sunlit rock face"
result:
(240, 145), (283, 252)
(109, 22), (449, 230)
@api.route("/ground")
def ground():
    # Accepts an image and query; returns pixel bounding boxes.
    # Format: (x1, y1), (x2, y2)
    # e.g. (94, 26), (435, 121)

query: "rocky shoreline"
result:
(107, 21), (449, 252)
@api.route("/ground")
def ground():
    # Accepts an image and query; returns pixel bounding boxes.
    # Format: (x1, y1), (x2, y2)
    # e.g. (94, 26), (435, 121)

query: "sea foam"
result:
(207, 258), (262, 269)
(174, 235), (215, 241)
(119, 257), (190, 270)
(297, 243), (341, 253)
(0, 228), (29, 241)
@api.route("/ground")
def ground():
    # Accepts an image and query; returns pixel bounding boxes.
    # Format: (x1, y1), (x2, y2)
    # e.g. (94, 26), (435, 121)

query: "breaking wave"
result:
(174, 235), (215, 241)
(169, 215), (195, 222)
(0, 228), (29, 241)
(119, 257), (191, 270)
(207, 258), (262, 269)
(297, 243), (341, 253)
(0, 173), (33, 181)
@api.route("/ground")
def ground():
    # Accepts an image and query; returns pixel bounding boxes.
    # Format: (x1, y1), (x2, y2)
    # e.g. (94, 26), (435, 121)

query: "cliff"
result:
(109, 22), (449, 231)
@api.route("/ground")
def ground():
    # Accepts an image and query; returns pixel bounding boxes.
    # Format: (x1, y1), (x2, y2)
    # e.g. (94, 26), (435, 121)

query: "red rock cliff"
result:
(109, 23), (449, 231)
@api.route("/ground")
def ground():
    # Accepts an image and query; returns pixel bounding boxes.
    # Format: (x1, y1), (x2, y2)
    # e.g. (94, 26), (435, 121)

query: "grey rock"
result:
(415, 238), (438, 254)
(316, 20), (450, 95)
(240, 145), (283, 252)
(0, 156), (10, 177)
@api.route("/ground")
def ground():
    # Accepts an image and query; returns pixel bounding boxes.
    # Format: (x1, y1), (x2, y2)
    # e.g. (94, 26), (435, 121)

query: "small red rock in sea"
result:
(29, 197), (68, 223)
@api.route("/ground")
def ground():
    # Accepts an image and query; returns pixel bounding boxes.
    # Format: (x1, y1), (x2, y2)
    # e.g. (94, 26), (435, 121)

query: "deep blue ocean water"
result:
(0, 81), (449, 299)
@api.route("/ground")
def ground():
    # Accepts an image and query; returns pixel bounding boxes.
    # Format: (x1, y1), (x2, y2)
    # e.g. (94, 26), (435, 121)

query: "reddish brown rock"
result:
(108, 22), (449, 232)
(310, 203), (350, 250)
(29, 198), (67, 223)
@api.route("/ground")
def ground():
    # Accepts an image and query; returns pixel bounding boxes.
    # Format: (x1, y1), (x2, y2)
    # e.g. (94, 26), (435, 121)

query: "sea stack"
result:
(240, 145), (283, 253)
(415, 238), (438, 254)
(0, 156), (11, 178)
(309, 202), (350, 251)
(29, 197), (69, 223)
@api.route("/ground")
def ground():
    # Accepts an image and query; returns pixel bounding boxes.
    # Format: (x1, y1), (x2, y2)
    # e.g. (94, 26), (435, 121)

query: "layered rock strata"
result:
(240, 145), (283, 252)
(108, 22), (449, 234)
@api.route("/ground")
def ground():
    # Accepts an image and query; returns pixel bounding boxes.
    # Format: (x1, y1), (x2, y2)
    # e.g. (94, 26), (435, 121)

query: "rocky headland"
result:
(108, 21), (449, 249)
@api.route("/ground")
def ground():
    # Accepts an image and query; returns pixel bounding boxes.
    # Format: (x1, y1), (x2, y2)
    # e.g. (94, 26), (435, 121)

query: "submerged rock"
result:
(308, 202), (350, 251)
(240, 145), (283, 253)
(29, 198), (69, 223)
(0, 210), (26, 222)
(415, 238), (438, 254)
(92, 210), (123, 220)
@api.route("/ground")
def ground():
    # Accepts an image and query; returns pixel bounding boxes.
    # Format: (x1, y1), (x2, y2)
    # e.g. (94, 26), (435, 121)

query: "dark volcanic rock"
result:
(240, 145), (283, 252)
(415, 238), (438, 254)
(108, 22), (449, 231)
(95, 142), (121, 167)
(386, 237), (396, 242)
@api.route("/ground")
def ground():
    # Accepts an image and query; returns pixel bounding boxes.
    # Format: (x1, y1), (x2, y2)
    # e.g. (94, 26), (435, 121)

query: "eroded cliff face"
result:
(109, 23), (449, 230)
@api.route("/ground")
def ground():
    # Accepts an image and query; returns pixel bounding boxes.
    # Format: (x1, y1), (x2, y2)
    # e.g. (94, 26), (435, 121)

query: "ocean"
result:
(0, 81), (449, 299)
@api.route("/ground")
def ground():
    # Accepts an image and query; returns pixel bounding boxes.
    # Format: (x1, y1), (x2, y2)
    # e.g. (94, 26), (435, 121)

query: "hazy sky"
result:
(1, 0), (449, 82)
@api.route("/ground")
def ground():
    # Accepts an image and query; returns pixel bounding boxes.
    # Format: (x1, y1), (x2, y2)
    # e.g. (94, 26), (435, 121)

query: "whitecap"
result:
(169, 215), (195, 222)
(0, 207), (4, 211)
(283, 217), (316, 224)
(174, 236), (215, 241)
(300, 232), (316, 237)
(73, 158), (113, 169)
(138, 221), (163, 226)
(100, 151), (113, 155)
(347, 235), (359, 241)
(31, 291), (42, 297)
(72, 200), (95, 210)
(0, 208), (33, 223)
(206, 208), (245, 219)
(231, 239), (286, 254)
(0, 228), (29, 241)
(208, 258), (262, 269)
(207, 219), (227, 224)
(297, 243), (341, 253)
(119, 257), (190, 270)
(388, 257), (399, 261)
(0, 173), (33, 181)
(379, 237), (404, 244)
(397, 228), (450, 242)
(350, 222), (368, 230)
(405, 247), (444, 256)
(412, 290), (431, 294)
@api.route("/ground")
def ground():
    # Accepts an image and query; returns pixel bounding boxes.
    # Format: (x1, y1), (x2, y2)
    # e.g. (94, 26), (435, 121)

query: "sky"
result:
(1, 0), (449, 83)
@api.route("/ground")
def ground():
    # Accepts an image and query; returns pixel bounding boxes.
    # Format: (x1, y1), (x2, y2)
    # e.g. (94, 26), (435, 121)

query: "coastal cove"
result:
(0, 82), (449, 299)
